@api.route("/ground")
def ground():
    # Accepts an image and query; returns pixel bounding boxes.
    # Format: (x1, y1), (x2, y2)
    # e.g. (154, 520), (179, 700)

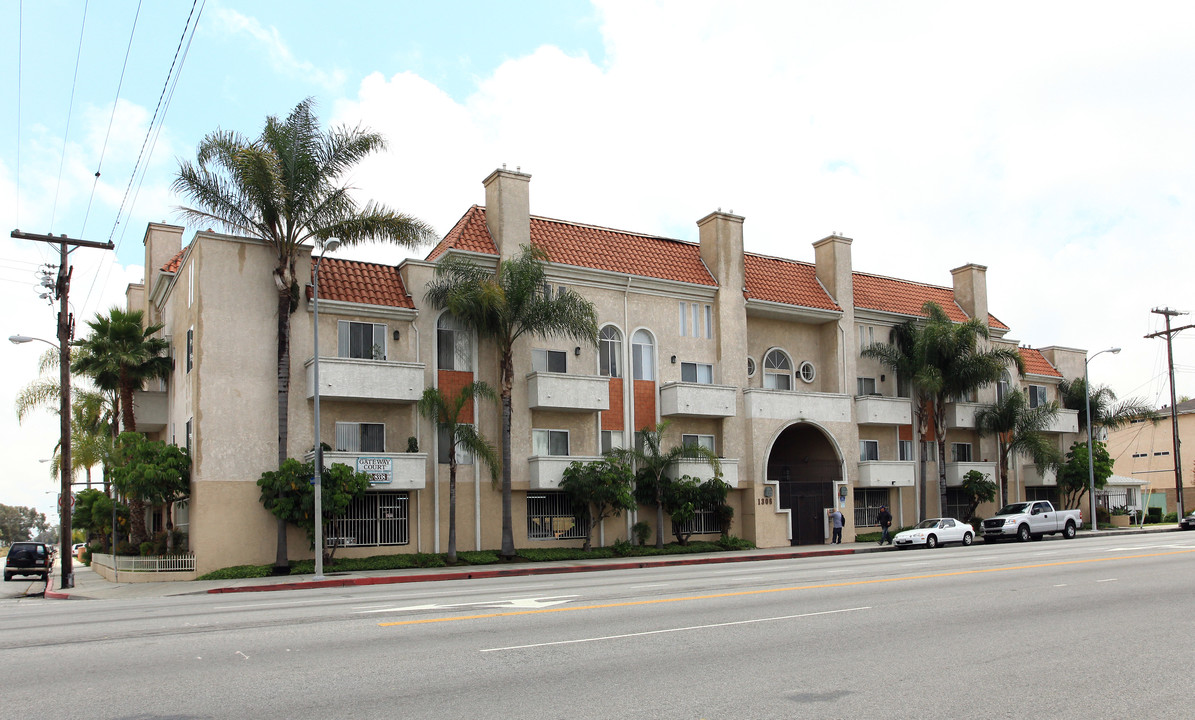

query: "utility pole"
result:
(1146, 307), (1193, 519)
(10, 230), (114, 589)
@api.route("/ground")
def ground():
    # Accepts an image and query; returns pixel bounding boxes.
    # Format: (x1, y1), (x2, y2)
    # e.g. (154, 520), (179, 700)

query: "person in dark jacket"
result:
(877, 505), (893, 545)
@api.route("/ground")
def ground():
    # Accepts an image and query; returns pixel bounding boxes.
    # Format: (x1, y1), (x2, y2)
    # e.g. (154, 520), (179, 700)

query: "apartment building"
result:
(1107, 399), (1194, 513)
(127, 168), (1088, 573)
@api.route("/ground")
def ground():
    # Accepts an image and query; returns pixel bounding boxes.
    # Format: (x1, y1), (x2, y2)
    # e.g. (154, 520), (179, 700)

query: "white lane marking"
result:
(215, 598), (349, 610)
(480, 606), (871, 652)
(1054, 584), (1068, 587)
(350, 584), (559, 608)
(1096, 578), (1118, 583)
(1105, 544), (1195, 552)
(628, 584), (669, 589)
(357, 595), (580, 614)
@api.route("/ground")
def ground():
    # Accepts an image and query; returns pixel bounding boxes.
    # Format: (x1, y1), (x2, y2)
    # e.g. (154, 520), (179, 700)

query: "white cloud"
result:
(211, 7), (346, 91)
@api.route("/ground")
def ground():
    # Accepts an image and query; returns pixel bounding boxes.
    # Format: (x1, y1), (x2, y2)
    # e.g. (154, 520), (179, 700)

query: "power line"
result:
(48, 0), (90, 232)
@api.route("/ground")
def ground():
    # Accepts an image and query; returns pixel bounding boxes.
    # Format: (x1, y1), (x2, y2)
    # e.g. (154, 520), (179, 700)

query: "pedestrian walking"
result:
(877, 505), (893, 545)
(829, 508), (845, 544)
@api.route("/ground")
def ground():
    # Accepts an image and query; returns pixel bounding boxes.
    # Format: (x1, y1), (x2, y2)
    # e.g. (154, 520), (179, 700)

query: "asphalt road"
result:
(3, 534), (1193, 719)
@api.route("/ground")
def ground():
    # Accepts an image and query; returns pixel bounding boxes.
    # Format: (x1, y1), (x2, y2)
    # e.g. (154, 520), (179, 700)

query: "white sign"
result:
(357, 457), (393, 485)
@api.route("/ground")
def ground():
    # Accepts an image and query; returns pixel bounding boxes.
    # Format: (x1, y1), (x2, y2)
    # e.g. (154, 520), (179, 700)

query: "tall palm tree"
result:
(976, 389), (1061, 506)
(416, 382), (500, 564)
(173, 98), (437, 573)
(1057, 377), (1155, 434)
(425, 245), (599, 559)
(71, 307), (171, 434)
(608, 420), (720, 549)
(864, 301), (1024, 519)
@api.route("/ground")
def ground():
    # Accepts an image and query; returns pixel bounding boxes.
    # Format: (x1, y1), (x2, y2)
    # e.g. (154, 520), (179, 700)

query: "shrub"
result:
(1111, 505), (1129, 516)
(115, 541), (139, 556)
(198, 564), (272, 581)
(611, 538), (634, 556)
(1147, 507), (1163, 523)
(455, 550), (500, 565)
(1164, 512), (1178, 523)
(1096, 507), (1111, 524)
(139, 541), (156, 556)
(81, 548), (92, 565)
(717, 535), (754, 550)
(632, 521), (652, 546)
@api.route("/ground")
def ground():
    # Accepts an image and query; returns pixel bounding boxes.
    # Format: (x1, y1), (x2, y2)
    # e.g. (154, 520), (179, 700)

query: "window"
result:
(599, 326), (622, 378)
(997, 371), (1012, 403)
(899, 440), (913, 462)
(437, 313), (472, 371)
(858, 325), (874, 349)
(704, 304), (713, 339)
(951, 443), (973, 462)
(856, 377), (877, 396)
(437, 425), (474, 465)
(798, 361), (816, 384)
(679, 302), (713, 338)
(338, 321), (386, 360)
(601, 430), (624, 454)
(674, 503), (720, 536)
(335, 422), (385, 453)
(922, 441), (937, 459)
(1132, 452), (1148, 458)
(532, 349), (567, 373)
(681, 362), (714, 384)
(185, 419), (193, 457)
(763, 349), (792, 390)
(896, 374), (911, 398)
(632, 330), (655, 381)
(1028, 384), (1049, 408)
(1155, 451), (1171, 456)
(860, 439), (879, 462)
(186, 327), (194, 372)
(853, 488), (889, 527)
(943, 488), (968, 520)
(1130, 418), (1146, 425)
(678, 302), (687, 337)
(682, 434), (716, 453)
(527, 492), (585, 540)
(532, 429), (570, 456)
(325, 491), (409, 546)
(746, 357), (756, 378)
(188, 260), (194, 307)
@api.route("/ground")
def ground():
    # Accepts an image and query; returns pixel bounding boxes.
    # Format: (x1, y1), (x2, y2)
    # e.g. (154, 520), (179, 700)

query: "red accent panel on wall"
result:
(602, 378), (624, 430)
(898, 424), (913, 441)
(438, 370), (476, 423)
(633, 379), (656, 431)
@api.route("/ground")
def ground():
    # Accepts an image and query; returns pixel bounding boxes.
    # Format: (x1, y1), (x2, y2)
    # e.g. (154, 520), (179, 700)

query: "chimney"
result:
(813, 234), (855, 395)
(950, 263), (988, 325)
(483, 167), (531, 261)
(697, 210), (747, 471)
(142, 222), (184, 292)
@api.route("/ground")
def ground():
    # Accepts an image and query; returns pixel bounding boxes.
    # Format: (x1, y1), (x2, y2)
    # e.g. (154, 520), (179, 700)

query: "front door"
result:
(785, 481), (833, 545)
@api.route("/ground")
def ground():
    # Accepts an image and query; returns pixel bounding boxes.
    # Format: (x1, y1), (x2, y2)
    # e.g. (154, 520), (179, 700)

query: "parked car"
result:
(981, 500), (1082, 541)
(72, 543), (86, 559)
(1180, 512), (1195, 530)
(893, 518), (974, 549)
(4, 542), (54, 581)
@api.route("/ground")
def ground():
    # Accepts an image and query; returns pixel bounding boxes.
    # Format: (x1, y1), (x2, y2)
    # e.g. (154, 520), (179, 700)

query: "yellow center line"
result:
(378, 548), (1194, 627)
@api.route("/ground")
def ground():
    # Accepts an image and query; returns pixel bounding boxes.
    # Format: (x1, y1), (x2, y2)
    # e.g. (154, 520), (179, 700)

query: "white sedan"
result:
(893, 517), (974, 549)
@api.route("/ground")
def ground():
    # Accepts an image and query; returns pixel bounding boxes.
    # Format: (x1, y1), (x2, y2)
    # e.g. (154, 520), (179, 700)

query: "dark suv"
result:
(4, 542), (53, 581)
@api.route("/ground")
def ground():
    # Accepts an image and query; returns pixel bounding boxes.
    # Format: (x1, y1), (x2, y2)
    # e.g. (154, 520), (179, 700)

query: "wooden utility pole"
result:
(1146, 307), (1193, 519)
(10, 230), (113, 590)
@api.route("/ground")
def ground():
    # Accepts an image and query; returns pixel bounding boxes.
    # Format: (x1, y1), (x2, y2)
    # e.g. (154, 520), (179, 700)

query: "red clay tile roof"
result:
(744, 254), (840, 311)
(852, 272), (1008, 329)
(427, 206), (716, 286)
(161, 249), (186, 273)
(425, 206), (497, 260)
(309, 258), (414, 309)
(1019, 347), (1062, 378)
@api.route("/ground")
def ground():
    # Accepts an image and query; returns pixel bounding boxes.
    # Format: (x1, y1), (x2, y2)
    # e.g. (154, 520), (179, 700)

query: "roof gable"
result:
(744, 254), (840, 311)
(425, 205), (497, 260)
(852, 271), (1008, 330)
(1019, 347), (1062, 378)
(161, 248), (186, 273)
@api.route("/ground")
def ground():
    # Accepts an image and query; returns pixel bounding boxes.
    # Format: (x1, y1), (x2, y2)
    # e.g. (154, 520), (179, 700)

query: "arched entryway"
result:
(766, 423), (842, 545)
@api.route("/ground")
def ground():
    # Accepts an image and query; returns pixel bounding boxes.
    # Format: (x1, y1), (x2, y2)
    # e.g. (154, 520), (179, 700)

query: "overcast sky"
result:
(2, 0), (1193, 524)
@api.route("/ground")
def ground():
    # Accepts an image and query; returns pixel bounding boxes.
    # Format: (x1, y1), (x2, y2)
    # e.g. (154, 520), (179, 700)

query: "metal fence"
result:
(91, 553), (195, 572)
(527, 492), (585, 540)
(853, 489), (889, 527)
(674, 503), (720, 536)
(325, 491), (410, 547)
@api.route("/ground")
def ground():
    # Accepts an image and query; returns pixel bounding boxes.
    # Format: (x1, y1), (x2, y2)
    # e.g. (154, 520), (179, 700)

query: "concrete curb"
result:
(44, 577), (69, 600)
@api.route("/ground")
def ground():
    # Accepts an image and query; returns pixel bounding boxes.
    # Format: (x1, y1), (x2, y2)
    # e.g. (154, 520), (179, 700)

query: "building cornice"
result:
(306, 297), (418, 322)
(745, 298), (842, 324)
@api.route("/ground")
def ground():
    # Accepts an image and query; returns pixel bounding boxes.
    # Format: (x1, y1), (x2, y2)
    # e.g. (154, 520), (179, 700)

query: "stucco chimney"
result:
(950, 263), (989, 325)
(142, 223), (184, 293)
(813, 234), (855, 396)
(483, 167), (531, 261)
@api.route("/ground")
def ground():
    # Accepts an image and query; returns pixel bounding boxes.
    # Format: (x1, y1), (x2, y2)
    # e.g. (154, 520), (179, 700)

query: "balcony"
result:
(854, 395), (912, 425)
(526, 373), (609, 413)
(944, 401), (984, 429)
(1044, 409), (1079, 434)
(1021, 463), (1057, 486)
(857, 461), (915, 488)
(130, 390), (167, 433)
(743, 389), (852, 424)
(528, 455), (604, 490)
(311, 451), (429, 490)
(944, 461), (998, 487)
(659, 382), (737, 418)
(305, 357), (424, 403)
(669, 458), (740, 488)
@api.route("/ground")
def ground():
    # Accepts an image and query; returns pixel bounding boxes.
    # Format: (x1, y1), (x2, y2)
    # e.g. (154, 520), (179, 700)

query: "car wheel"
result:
(926, 534), (938, 549)
(962, 532), (973, 546)
(1062, 522), (1076, 539)
(3, 573), (11, 582)
(1017, 524), (1031, 542)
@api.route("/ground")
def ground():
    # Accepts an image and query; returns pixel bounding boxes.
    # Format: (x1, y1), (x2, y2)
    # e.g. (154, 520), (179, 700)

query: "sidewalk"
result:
(45, 524), (1182, 601)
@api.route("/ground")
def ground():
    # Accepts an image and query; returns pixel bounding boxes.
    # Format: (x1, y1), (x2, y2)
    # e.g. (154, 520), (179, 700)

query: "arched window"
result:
(631, 330), (655, 381)
(763, 349), (792, 390)
(599, 326), (622, 378)
(437, 313), (472, 371)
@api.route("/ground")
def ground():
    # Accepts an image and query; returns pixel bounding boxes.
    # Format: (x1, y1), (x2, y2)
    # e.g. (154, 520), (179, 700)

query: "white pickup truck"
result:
(981, 500), (1083, 542)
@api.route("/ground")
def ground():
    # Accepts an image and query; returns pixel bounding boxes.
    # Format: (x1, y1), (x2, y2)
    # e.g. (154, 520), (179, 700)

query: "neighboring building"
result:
(1107, 399), (1194, 515)
(127, 169), (1090, 574)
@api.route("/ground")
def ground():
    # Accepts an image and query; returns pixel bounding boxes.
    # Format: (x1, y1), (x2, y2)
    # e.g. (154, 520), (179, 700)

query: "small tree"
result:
(662, 476), (731, 546)
(257, 458), (371, 565)
(0, 504), (47, 544)
(108, 432), (191, 547)
(1057, 440), (1113, 511)
(560, 457), (636, 551)
(72, 488), (128, 552)
(959, 469), (996, 523)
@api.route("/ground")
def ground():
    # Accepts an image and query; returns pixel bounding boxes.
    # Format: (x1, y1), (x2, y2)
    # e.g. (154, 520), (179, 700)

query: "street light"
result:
(311, 237), (340, 580)
(10, 333), (73, 588)
(1085, 347), (1121, 532)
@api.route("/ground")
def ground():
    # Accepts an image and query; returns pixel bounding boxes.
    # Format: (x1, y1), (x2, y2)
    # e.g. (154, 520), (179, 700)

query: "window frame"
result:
(763, 349), (793, 390)
(335, 422), (386, 453)
(1028, 384), (1049, 408)
(860, 439), (880, 462)
(531, 348), (568, 374)
(338, 320), (387, 360)
(681, 434), (716, 454)
(436, 313), (472, 372)
(632, 330), (655, 381)
(527, 492), (585, 540)
(599, 326), (623, 378)
(600, 430), (624, 454)
(680, 361), (714, 384)
(532, 428), (570, 457)
(950, 442), (973, 463)
(798, 361), (816, 384)
(437, 424), (475, 465)
(856, 377), (878, 396)
(899, 440), (913, 462)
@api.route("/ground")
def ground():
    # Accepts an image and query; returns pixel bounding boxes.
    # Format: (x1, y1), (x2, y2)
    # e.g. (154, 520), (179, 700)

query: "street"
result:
(2, 534), (1192, 719)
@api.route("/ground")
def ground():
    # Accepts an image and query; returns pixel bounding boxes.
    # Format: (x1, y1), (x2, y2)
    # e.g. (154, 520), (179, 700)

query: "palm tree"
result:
(425, 245), (599, 559)
(416, 382), (500, 564)
(71, 307), (171, 433)
(864, 301), (1024, 519)
(608, 420), (720, 549)
(1057, 377), (1155, 434)
(173, 98), (437, 573)
(975, 389), (1062, 506)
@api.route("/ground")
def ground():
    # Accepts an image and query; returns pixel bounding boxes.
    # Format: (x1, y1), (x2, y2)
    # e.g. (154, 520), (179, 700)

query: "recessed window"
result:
(437, 424), (474, 465)
(681, 362), (713, 384)
(860, 440), (879, 462)
(951, 443), (973, 463)
(600, 430), (624, 454)
(1155, 451), (1170, 456)
(899, 440), (913, 461)
(532, 429), (570, 456)
(1132, 452), (1148, 458)
(335, 422), (385, 453)
(746, 357), (756, 378)
(858, 325), (874, 349)
(997, 371), (1012, 403)
(527, 492), (584, 540)
(339, 321), (386, 360)
(763, 349), (792, 390)
(856, 377), (877, 396)
(632, 330), (655, 381)
(1028, 384), (1049, 408)
(599, 326), (622, 378)
(532, 349), (567, 374)
(186, 327), (194, 373)
(437, 313), (472, 371)
(682, 434), (715, 453)
(798, 361), (816, 384)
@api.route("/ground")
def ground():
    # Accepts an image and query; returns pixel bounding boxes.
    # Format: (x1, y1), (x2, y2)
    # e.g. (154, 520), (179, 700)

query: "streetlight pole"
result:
(311, 238), (339, 580)
(1085, 347), (1121, 532)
